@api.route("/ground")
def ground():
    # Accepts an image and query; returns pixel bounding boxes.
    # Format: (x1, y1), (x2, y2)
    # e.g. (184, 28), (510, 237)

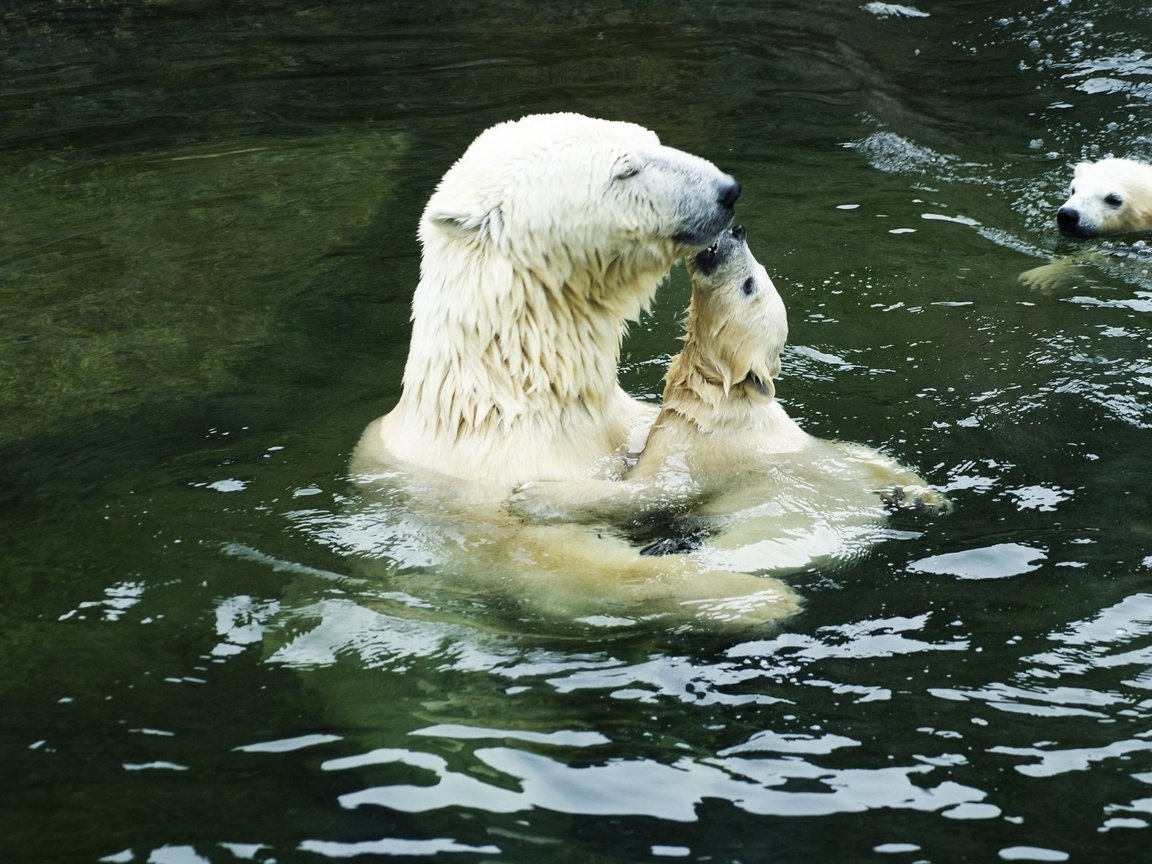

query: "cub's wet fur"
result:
(512, 226), (948, 571)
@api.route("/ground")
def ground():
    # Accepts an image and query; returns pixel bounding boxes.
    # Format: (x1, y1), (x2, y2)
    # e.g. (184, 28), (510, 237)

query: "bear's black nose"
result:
(718, 178), (741, 210)
(731, 224), (746, 242)
(1057, 207), (1080, 230)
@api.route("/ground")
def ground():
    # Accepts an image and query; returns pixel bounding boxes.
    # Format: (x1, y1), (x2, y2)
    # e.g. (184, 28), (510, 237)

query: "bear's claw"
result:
(880, 484), (953, 517)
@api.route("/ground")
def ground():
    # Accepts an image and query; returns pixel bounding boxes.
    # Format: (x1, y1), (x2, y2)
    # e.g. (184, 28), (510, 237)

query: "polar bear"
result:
(511, 225), (947, 571)
(1020, 158), (1152, 290)
(1056, 158), (1152, 238)
(343, 114), (808, 627)
(352, 113), (740, 498)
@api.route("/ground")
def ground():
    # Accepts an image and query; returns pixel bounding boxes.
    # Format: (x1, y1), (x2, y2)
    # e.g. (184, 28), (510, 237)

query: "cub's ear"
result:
(1073, 162), (1092, 178)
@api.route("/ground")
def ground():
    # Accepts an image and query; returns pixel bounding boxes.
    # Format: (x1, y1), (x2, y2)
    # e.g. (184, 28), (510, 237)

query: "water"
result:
(3, 1), (1151, 861)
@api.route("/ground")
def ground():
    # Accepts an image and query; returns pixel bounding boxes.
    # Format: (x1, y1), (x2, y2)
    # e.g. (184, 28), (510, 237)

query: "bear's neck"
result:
(659, 338), (772, 433)
(398, 247), (659, 442)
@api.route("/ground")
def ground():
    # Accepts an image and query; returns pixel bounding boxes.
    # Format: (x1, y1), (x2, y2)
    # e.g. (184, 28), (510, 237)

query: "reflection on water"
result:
(4, 1), (1152, 862)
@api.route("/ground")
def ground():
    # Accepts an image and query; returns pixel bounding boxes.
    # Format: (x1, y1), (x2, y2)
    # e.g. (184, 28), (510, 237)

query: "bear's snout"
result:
(718, 178), (741, 210)
(691, 225), (748, 276)
(1057, 206), (1081, 235)
(694, 244), (719, 275)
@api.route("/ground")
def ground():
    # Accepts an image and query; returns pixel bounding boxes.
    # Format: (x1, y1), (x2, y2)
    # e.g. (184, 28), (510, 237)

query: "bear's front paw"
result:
(508, 481), (571, 524)
(1018, 260), (1090, 292)
(1019, 263), (1061, 291)
(881, 485), (953, 517)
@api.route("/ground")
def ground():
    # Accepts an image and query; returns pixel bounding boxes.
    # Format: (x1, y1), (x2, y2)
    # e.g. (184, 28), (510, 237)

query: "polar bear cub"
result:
(1020, 157), (1152, 289)
(1057, 158), (1152, 238)
(512, 226), (946, 571)
(352, 113), (740, 498)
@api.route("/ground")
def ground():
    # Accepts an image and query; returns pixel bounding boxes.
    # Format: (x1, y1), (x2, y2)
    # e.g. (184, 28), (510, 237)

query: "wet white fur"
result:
(1061, 158), (1152, 237)
(511, 231), (945, 575)
(353, 113), (738, 491)
(346, 115), (804, 628)
(1020, 158), (1152, 289)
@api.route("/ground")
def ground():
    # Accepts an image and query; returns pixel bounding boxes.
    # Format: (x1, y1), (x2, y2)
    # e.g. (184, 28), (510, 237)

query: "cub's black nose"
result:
(1057, 207), (1079, 230)
(718, 178), (741, 210)
(731, 224), (746, 242)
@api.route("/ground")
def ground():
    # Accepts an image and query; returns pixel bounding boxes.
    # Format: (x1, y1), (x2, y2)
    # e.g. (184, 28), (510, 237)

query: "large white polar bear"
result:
(353, 113), (741, 494)
(346, 115), (805, 626)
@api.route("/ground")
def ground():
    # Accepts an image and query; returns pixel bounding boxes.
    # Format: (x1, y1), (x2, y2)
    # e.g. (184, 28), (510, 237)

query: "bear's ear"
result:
(1073, 162), (1092, 178)
(428, 205), (505, 245)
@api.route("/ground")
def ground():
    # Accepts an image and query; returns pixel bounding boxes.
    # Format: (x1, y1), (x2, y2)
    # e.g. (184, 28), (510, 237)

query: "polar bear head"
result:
(681, 225), (787, 402)
(1057, 158), (1152, 238)
(419, 113), (740, 319)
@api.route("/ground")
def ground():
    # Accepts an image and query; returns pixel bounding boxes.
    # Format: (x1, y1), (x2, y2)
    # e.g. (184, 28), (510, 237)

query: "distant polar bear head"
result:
(683, 224), (787, 401)
(1057, 158), (1152, 238)
(420, 113), (740, 315)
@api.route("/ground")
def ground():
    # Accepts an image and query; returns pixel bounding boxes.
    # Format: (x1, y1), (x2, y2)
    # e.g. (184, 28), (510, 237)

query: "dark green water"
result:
(3, 1), (1152, 862)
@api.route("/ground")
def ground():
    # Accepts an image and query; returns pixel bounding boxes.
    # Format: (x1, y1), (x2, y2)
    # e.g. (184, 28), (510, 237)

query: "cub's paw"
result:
(881, 485), (953, 517)
(1018, 260), (1092, 292)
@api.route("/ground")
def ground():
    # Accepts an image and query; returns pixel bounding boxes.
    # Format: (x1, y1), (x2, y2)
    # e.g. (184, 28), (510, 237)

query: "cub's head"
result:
(420, 113), (739, 315)
(1057, 158), (1152, 238)
(683, 225), (787, 401)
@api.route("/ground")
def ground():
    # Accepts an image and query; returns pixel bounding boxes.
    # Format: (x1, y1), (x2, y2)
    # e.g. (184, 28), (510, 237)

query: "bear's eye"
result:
(1105, 193), (1123, 208)
(741, 277), (756, 297)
